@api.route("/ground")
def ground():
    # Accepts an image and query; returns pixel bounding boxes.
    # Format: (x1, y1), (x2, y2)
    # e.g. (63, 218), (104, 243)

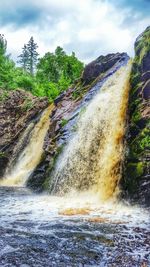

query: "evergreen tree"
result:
(27, 37), (39, 75)
(17, 45), (29, 72)
(0, 34), (7, 56)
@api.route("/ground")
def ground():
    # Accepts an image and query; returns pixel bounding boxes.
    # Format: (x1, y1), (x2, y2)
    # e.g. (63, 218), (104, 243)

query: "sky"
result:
(0, 0), (149, 63)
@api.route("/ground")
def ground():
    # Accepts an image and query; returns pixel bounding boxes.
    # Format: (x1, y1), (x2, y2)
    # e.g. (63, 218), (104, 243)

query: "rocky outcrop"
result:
(0, 89), (48, 177)
(27, 52), (129, 192)
(121, 27), (150, 206)
(82, 53), (127, 85)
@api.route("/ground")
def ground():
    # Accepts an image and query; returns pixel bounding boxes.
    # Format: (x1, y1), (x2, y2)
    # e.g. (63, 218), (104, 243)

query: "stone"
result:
(142, 80), (150, 100)
(81, 53), (128, 85)
(121, 26), (150, 207)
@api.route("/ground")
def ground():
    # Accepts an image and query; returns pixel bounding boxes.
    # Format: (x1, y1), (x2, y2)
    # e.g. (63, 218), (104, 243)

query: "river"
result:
(0, 186), (149, 267)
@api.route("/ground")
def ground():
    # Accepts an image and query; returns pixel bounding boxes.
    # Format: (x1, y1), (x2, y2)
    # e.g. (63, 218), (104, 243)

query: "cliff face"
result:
(27, 52), (129, 191)
(121, 27), (150, 206)
(0, 89), (48, 177)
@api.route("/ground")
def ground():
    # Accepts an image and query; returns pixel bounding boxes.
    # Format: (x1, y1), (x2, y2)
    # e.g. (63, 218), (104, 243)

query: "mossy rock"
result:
(126, 162), (144, 179)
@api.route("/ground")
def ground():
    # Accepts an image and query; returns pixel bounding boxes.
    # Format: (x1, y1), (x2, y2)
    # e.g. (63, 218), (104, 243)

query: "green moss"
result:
(123, 27), (150, 200)
(60, 118), (68, 127)
(130, 72), (141, 88)
(0, 151), (5, 157)
(129, 124), (150, 157)
(22, 98), (33, 111)
(126, 162), (144, 179)
(135, 28), (150, 63)
(132, 109), (141, 123)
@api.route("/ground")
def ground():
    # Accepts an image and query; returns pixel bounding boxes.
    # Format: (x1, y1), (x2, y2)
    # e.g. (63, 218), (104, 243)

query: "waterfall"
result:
(0, 106), (52, 187)
(49, 62), (132, 200)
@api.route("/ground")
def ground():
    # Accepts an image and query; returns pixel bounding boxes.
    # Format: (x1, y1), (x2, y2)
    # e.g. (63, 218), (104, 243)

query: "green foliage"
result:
(36, 46), (84, 101)
(126, 162), (144, 179)
(0, 151), (5, 157)
(17, 45), (29, 72)
(18, 37), (39, 75)
(33, 81), (59, 102)
(0, 35), (17, 89)
(132, 110), (141, 123)
(0, 35), (84, 103)
(61, 118), (68, 127)
(135, 27), (150, 63)
(14, 68), (36, 91)
(124, 28), (150, 198)
(0, 90), (8, 101)
(27, 37), (39, 75)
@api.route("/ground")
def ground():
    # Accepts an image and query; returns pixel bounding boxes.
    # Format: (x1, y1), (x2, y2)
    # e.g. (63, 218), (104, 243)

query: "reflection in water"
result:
(0, 187), (149, 267)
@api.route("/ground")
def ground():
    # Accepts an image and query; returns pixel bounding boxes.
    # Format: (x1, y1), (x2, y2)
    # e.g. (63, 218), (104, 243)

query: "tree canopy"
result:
(0, 35), (84, 102)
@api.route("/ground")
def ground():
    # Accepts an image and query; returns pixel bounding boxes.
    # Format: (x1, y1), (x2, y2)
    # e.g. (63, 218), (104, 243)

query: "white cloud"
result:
(1, 0), (149, 63)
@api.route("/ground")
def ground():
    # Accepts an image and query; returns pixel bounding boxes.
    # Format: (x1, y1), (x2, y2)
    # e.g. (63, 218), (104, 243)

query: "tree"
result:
(36, 47), (84, 98)
(36, 52), (60, 83)
(27, 37), (39, 76)
(17, 45), (29, 72)
(0, 34), (7, 56)
(0, 34), (16, 89)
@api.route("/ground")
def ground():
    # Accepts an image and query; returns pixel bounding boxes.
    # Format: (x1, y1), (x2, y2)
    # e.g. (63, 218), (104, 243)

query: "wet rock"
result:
(141, 71), (150, 82)
(82, 53), (128, 85)
(142, 51), (150, 73)
(0, 89), (49, 177)
(142, 80), (150, 100)
(121, 26), (150, 207)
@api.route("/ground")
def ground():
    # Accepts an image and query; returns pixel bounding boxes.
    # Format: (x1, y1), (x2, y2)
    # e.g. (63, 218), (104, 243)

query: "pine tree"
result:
(0, 34), (7, 56)
(17, 45), (29, 72)
(27, 37), (39, 76)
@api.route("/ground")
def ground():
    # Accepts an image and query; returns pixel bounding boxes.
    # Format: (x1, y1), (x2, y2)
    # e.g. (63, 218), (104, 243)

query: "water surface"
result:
(0, 187), (149, 267)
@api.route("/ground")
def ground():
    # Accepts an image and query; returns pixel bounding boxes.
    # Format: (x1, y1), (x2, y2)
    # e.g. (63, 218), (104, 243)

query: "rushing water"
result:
(0, 187), (150, 267)
(0, 106), (52, 187)
(0, 61), (150, 266)
(49, 63), (131, 199)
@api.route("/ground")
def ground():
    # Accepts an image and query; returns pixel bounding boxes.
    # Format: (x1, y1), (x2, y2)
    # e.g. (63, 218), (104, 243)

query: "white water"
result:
(49, 62), (132, 201)
(0, 106), (52, 186)
(0, 61), (149, 266)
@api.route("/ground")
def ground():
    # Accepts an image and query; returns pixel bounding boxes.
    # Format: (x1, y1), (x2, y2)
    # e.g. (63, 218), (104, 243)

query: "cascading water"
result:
(49, 62), (132, 200)
(0, 61), (149, 267)
(0, 106), (52, 187)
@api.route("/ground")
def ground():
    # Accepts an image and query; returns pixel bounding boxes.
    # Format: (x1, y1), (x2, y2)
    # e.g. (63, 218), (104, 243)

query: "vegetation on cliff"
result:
(0, 35), (84, 102)
(122, 26), (150, 206)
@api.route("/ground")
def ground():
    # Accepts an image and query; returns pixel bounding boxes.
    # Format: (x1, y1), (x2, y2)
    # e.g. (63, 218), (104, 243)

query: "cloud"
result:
(0, 0), (149, 63)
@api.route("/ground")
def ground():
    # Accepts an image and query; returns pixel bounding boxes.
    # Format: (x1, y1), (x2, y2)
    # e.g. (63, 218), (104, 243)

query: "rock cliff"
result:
(121, 27), (150, 206)
(0, 89), (48, 177)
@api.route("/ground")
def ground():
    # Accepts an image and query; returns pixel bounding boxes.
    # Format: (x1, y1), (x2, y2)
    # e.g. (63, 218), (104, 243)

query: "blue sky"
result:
(0, 0), (149, 63)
